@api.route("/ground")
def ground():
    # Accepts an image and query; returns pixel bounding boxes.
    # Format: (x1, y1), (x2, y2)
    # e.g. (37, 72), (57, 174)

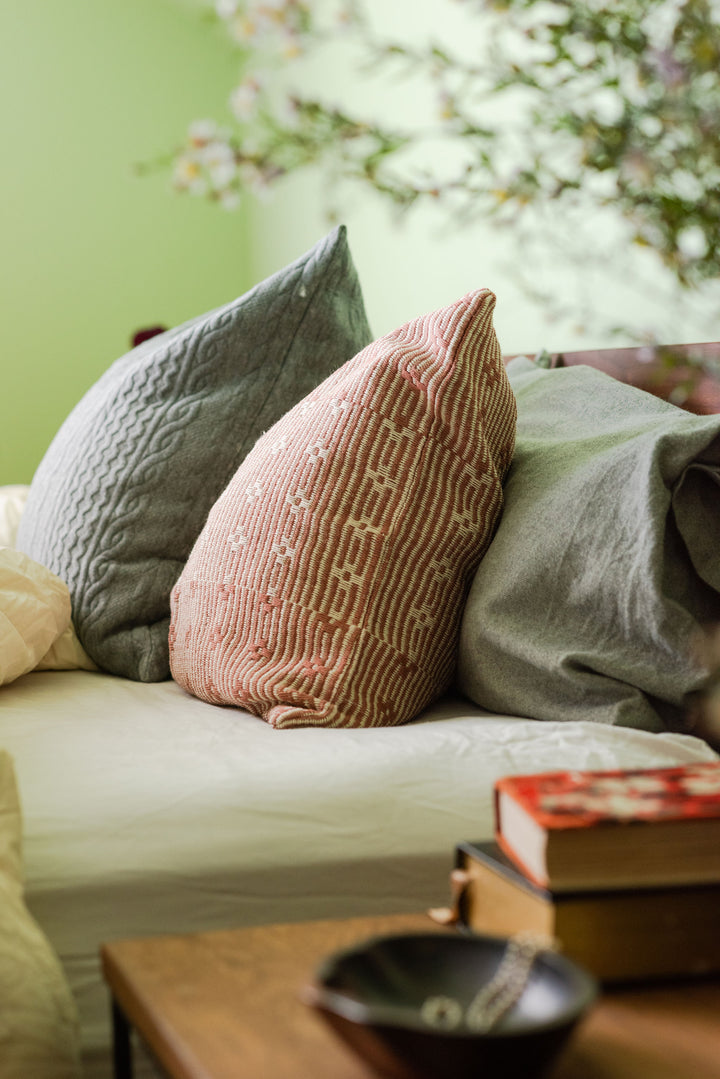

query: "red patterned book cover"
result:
(496, 762), (720, 828)
(493, 762), (720, 890)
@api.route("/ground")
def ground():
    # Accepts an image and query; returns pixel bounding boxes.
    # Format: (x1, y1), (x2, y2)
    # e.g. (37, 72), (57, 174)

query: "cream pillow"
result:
(0, 485), (29, 547)
(0, 483), (97, 680)
(37, 627), (98, 673)
(0, 548), (71, 685)
(0, 750), (81, 1078)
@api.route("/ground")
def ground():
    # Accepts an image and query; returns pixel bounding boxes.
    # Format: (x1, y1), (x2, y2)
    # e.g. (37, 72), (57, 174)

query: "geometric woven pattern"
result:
(169, 289), (516, 727)
(16, 227), (372, 682)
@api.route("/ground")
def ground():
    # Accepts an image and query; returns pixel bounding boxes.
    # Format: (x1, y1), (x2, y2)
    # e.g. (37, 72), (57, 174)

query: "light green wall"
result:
(0, 0), (253, 484)
(4, 1), (718, 488)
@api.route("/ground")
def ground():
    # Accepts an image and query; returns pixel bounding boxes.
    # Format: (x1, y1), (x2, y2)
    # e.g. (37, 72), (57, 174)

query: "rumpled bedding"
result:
(0, 748), (81, 1078)
(0, 488), (96, 686)
(3, 669), (717, 1078)
(0, 547), (72, 686)
(0, 485), (29, 545)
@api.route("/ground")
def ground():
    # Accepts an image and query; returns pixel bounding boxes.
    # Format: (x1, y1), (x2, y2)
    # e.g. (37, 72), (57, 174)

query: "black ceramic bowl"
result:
(303, 931), (597, 1079)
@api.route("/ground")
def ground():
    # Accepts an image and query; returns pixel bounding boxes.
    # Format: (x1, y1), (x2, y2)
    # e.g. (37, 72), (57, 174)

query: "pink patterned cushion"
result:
(169, 290), (516, 728)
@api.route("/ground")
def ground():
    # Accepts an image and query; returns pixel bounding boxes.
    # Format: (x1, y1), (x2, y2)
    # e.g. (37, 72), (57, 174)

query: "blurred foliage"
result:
(165, 0), (720, 296)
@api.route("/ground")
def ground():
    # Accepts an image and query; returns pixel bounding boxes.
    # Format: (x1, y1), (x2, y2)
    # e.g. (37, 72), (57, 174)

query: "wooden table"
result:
(101, 912), (720, 1079)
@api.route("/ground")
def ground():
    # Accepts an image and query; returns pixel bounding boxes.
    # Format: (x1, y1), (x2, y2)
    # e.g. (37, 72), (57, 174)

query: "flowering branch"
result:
(165, 0), (720, 292)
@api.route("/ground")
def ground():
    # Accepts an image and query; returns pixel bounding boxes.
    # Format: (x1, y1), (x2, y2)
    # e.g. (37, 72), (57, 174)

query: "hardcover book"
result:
(493, 761), (720, 891)
(454, 840), (720, 982)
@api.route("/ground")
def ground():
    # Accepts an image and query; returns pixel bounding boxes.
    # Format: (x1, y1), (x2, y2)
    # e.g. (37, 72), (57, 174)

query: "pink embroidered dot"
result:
(217, 582), (235, 602)
(316, 614), (342, 635)
(302, 656), (331, 678)
(247, 641), (272, 663)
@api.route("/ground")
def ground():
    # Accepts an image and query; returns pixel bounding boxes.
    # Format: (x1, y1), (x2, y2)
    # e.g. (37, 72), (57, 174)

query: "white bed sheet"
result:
(1, 669), (717, 1077)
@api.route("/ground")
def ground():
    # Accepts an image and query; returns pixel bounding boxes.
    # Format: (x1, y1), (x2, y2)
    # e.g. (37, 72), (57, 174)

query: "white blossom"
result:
(216, 0), (240, 19)
(173, 154), (208, 195)
(230, 78), (263, 121)
(219, 188), (241, 210)
(198, 140), (237, 189)
(188, 119), (218, 147)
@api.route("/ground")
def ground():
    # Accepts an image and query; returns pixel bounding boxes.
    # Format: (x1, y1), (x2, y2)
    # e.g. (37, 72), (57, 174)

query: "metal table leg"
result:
(111, 998), (134, 1079)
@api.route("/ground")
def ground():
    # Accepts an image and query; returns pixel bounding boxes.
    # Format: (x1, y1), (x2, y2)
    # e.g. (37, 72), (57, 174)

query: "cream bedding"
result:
(1, 668), (717, 1078)
(0, 487), (95, 684)
(0, 749), (80, 1079)
(0, 486), (29, 547)
(2, 482), (718, 1076)
(0, 547), (72, 685)
(0, 548), (97, 684)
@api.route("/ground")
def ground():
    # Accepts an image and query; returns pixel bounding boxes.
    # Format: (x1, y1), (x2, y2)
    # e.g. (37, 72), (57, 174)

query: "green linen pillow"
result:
(456, 358), (720, 731)
(16, 227), (372, 681)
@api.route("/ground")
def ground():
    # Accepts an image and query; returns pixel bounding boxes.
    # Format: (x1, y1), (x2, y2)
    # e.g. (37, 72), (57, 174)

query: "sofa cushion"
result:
(456, 357), (720, 732)
(169, 289), (516, 728)
(0, 750), (81, 1078)
(16, 226), (372, 682)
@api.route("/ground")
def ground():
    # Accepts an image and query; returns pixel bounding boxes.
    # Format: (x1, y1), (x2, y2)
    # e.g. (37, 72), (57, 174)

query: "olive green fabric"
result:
(457, 358), (720, 731)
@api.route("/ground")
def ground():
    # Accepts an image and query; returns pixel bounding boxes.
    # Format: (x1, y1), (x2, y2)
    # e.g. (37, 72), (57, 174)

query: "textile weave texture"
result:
(170, 289), (517, 728)
(16, 226), (372, 681)
(0, 750), (80, 1078)
(457, 357), (720, 732)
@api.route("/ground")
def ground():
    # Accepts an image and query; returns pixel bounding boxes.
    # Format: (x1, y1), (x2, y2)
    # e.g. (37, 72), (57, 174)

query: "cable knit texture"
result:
(169, 289), (516, 728)
(16, 227), (372, 681)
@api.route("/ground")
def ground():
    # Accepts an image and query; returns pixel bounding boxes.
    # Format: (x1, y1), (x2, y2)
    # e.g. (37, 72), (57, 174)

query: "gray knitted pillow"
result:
(17, 226), (372, 681)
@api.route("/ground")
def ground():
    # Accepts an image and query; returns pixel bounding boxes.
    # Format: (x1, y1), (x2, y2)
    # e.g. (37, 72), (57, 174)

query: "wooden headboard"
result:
(515, 342), (720, 415)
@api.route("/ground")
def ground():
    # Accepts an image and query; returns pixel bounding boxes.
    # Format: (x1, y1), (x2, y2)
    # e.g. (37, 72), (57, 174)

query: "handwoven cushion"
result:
(169, 289), (516, 728)
(16, 226), (372, 681)
(0, 750), (81, 1078)
(457, 357), (720, 731)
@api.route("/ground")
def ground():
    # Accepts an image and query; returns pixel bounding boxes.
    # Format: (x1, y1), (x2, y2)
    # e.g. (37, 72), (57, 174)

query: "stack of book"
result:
(450, 761), (720, 982)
